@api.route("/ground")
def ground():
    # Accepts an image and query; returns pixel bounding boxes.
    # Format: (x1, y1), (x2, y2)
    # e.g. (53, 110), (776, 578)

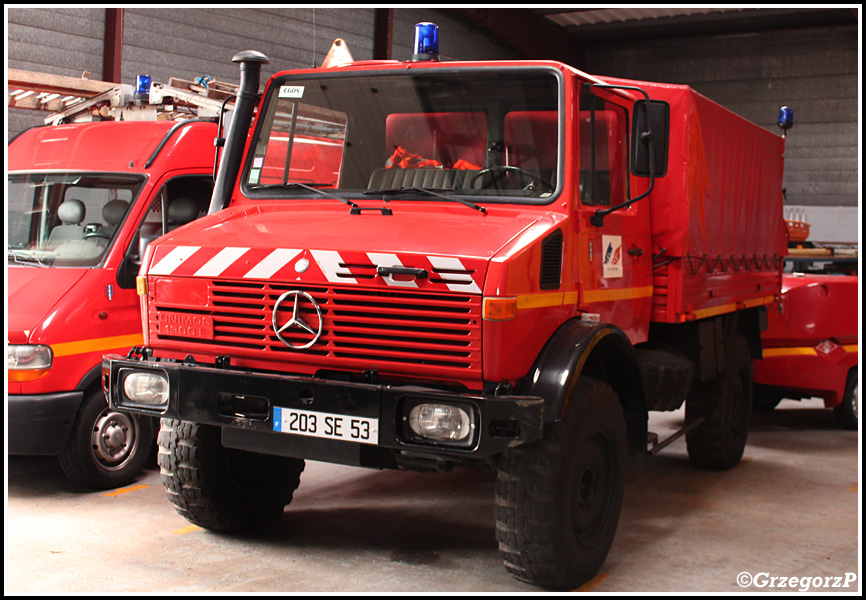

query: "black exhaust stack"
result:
(208, 50), (269, 215)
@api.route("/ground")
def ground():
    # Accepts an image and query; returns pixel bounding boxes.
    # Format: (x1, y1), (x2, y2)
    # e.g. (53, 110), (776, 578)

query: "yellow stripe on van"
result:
(51, 333), (144, 358)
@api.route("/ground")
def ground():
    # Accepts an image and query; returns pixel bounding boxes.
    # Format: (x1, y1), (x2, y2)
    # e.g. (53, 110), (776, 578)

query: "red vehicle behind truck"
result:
(102, 26), (788, 589)
(754, 273), (858, 429)
(8, 75), (229, 488)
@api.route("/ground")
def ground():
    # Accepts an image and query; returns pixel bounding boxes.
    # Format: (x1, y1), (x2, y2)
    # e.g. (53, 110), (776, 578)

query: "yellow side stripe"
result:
(582, 285), (654, 304)
(763, 344), (858, 358)
(687, 295), (775, 321)
(51, 333), (144, 358)
(516, 291), (564, 310)
(512, 287), (652, 310)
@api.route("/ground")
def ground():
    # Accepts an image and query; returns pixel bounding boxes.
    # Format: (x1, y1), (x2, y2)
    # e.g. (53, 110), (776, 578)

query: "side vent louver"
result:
(540, 229), (563, 290)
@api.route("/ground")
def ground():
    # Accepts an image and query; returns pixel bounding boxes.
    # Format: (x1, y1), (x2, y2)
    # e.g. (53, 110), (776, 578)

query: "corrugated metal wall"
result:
(119, 8), (376, 85)
(581, 24), (859, 213)
(7, 8), (516, 140)
(8, 7), (107, 138)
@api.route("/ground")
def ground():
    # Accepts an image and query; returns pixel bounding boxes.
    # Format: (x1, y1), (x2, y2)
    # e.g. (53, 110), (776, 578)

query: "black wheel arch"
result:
(519, 318), (647, 457)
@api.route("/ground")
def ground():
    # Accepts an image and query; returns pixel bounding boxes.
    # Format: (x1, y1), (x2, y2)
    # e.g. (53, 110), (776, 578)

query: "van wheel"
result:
(495, 377), (627, 590)
(59, 388), (153, 490)
(158, 418), (305, 532)
(834, 370), (858, 430)
(686, 334), (752, 469)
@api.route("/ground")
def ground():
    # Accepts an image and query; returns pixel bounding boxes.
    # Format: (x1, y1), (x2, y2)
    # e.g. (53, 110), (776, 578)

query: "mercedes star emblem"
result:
(272, 290), (323, 349)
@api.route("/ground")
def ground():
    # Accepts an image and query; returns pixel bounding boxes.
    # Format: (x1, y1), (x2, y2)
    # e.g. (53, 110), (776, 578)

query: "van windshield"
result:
(7, 173), (145, 268)
(243, 67), (562, 204)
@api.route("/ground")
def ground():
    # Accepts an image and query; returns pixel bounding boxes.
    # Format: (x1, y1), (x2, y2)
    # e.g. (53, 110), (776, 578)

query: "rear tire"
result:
(686, 334), (753, 470)
(495, 377), (627, 590)
(834, 370), (858, 430)
(158, 418), (304, 532)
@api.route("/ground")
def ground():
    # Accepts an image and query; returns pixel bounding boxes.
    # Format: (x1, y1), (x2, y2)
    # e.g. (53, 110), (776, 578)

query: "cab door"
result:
(574, 86), (653, 343)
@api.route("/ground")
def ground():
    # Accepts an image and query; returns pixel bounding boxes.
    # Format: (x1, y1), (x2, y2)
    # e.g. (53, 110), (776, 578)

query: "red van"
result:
(8, 118), (218, 488)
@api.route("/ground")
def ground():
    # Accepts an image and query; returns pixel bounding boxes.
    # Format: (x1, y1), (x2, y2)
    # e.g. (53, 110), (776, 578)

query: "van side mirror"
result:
(117, 233), (159, 289)
(632, 100), (669, 177)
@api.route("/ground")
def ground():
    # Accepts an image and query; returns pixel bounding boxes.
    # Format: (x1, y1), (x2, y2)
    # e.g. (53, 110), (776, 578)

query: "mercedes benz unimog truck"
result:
(102, 24), (787, 589)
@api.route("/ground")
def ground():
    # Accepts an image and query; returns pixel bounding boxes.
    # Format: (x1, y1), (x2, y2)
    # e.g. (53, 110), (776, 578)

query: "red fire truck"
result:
(8, 73), (234, 488)
(754, 273), (858, 429)
(102, 25), (789, 589)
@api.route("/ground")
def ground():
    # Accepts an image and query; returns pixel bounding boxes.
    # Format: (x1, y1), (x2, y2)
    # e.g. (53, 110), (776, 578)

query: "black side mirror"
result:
(631, 100), (670, 177)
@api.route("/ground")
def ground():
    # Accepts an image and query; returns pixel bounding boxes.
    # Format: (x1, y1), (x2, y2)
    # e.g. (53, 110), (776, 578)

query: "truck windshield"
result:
(244, 67), (562, 204)
(8, 173), (145, 268)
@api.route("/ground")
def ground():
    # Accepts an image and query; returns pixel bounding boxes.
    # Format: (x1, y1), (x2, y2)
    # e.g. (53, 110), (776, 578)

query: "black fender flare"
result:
(519, 318), (647, 456)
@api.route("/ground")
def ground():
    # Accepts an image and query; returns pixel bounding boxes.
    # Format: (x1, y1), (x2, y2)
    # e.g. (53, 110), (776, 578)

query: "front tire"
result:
(158, 418), (305, 532)
(495, 377), (627, 590)
(58, 388), (153, 489)
(834, 370), (858, 430)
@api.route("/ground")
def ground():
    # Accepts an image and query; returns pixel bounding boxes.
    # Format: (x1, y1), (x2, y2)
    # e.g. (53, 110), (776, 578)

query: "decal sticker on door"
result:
(602, 235), (623, 278)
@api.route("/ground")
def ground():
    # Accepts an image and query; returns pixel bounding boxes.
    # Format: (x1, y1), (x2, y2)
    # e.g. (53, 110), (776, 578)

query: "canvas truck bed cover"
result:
(600, 77), (787, 323)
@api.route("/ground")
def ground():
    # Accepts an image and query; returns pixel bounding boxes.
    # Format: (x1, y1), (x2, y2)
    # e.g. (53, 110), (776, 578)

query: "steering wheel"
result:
(83, 231), (111, 241)
(470, 165), (554, 193)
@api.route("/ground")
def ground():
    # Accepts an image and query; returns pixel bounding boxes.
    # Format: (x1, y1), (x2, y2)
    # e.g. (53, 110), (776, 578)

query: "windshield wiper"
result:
(8, 248), (50, 268)
(364, 186), (487, 214)
(250, 182), (359, 210)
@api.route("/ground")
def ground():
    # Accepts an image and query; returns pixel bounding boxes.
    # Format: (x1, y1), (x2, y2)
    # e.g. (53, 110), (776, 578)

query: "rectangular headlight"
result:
(121, 370), (170, 407)
(403, 400), (477, 448)
(8, 344), (53, 382)
(8, 344), (52, 370)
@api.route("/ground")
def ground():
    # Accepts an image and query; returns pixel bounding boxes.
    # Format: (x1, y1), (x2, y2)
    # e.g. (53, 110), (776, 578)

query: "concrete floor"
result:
(6, 397), (861, 594)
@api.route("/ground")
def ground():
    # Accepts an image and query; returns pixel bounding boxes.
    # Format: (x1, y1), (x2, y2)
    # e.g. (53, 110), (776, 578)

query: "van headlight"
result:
(121, 370), (170, 407)
(8, 344), (52, 381)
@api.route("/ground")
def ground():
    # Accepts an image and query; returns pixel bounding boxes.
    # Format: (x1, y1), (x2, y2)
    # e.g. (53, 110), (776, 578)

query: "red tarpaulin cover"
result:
(600, 77), (788, 322)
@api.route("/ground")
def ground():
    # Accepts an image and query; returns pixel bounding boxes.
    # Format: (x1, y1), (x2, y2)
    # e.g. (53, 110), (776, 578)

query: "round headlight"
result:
(123, 371), (169, 407)
(408, 403), (473, 442)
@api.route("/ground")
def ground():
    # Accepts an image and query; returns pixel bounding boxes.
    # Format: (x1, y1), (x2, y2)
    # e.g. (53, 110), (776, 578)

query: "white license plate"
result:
(272, 407), (378, 445)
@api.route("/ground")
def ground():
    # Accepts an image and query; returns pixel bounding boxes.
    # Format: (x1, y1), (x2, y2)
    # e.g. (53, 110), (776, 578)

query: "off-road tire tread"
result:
(158, 418), (304, 532)
(685, 335), (752, 470)
(494, 377), (626, 590)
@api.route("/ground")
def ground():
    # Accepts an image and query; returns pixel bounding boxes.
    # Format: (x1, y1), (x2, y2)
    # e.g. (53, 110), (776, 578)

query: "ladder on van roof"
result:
(8, 68), (239, 125)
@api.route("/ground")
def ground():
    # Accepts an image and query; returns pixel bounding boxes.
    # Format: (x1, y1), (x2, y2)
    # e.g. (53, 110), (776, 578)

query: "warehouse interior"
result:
(6, 7), (861, 594)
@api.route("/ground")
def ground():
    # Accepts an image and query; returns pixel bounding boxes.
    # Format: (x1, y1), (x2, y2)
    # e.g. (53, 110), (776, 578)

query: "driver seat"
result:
(97, 199), (130, 238)
(47, 199), (86, 249)
(504, 111), (558, 176)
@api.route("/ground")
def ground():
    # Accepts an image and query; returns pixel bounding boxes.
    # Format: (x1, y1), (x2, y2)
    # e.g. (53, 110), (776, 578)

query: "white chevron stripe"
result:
(427, 256), (481, 293)
(244, 248), (302, 279)
(194, 247), (250, 277)
(311, 249), (353, 283)
(148, 246), (200, 275)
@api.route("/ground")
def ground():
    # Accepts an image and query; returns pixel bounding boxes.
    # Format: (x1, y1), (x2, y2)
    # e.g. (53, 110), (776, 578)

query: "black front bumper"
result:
(8, 391), (83, 455)
(103, 354), (544, 468)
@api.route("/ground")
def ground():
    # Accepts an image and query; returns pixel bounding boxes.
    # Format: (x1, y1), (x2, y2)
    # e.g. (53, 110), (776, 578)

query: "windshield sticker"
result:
(279, 85), (305, 98)
(602, 235), (623, 278)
